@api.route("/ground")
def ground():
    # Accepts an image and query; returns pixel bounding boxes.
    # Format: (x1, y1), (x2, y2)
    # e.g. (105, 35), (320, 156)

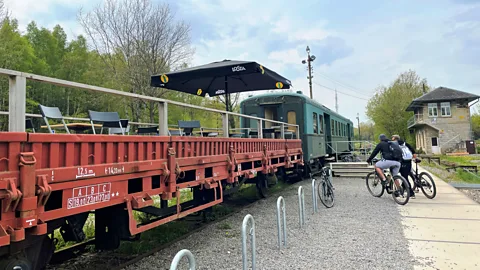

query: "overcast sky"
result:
(5, 0), (480, 124)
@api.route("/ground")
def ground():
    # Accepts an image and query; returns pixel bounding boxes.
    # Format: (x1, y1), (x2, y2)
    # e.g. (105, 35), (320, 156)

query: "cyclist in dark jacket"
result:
(366, 134), (401, 184)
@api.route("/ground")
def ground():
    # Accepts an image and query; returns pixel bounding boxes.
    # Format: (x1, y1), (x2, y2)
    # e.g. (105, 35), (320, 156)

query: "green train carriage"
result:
(239, 91), (354, 176)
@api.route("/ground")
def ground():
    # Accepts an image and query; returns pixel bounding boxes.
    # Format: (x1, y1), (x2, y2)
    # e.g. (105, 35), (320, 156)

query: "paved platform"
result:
(400, 166), (480, 270)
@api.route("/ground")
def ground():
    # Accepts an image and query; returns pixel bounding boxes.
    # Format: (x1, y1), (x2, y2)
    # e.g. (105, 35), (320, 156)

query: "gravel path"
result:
(126, 178), (415, 270)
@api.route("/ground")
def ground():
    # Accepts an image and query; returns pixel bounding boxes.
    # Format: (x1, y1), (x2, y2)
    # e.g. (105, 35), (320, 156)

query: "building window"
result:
(319, 115), (324, 134)
(428, 103), (438, 117)
(313, 113), (318, 134)
(440, 102), (451, 117)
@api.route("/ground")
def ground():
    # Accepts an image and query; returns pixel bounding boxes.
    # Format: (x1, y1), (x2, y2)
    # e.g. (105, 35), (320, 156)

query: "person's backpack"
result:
(399, 142), (413, 160)
(388, 141), (403, 161)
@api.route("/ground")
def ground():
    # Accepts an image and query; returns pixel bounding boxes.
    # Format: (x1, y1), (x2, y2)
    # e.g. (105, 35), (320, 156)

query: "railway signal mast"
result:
(302, 46), (316, 99)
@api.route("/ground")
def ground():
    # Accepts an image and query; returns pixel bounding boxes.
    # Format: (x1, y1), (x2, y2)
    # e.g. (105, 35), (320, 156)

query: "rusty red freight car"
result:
(0, 68), (303, 270)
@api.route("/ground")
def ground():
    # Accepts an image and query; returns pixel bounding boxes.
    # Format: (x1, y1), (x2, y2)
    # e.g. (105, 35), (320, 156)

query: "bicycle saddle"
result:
(414, 158), (421, 163)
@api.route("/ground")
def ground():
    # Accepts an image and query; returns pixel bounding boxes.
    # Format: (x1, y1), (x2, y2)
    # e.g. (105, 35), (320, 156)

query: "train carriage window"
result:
(319, 115), (324, 134)
(249, 114), (258, 129)
(313, 112), (318, 134)
(331, 120), (335, 136)
(287, 111), (297, 133)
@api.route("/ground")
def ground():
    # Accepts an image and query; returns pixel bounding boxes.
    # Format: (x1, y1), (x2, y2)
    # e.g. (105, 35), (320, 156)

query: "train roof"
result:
(240, 91), (353, 123)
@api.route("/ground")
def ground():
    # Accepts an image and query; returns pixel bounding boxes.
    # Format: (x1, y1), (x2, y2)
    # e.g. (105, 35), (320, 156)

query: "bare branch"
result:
(78, 0), (193, 122)
(0, 0), (9, 22)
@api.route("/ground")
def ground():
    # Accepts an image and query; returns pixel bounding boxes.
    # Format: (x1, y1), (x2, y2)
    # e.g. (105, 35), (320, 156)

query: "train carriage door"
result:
(324, 114), (332, 154)
(287, 110), (297, 135)
(264, 107), (277, 128)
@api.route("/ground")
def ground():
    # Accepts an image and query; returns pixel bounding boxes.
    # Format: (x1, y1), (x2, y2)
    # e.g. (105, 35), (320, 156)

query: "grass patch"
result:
(54, 214), (96, 250)
(438, 155), (480, 166)
(422, 160), (480, 184)
(217, 222), (232, 230)
(116, 219), (192, 256)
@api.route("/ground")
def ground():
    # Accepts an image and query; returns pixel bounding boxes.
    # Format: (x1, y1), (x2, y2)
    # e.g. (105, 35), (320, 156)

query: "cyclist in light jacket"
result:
(391, 135), (417, 198)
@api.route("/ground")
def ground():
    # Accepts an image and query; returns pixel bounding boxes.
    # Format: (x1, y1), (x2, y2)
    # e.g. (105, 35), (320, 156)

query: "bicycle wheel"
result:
(318, 180), (335, 208)
(419, 172), (437, 199)
(365, 171), (384, 197)
(391, 175), (410, 205)
(407, 172), (418, 193)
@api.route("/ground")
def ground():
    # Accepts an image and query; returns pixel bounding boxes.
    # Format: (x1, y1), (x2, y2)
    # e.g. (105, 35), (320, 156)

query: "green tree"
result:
(354, 121), (375, 141)
(472, 113), (480, 140)
(366, 70), (429, 146)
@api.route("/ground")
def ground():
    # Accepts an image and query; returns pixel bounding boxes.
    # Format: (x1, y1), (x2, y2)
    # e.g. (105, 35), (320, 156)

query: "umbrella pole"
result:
(224, 76), (230, 112)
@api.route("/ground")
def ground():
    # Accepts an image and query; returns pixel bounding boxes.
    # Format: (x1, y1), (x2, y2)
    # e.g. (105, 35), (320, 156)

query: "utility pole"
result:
(302, 46), (316, 99)
(356, 113), (361, 140)
(335, 89), (338, 113)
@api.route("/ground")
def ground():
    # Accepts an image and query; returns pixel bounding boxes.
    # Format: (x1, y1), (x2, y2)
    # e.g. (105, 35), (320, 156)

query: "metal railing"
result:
(407, 113), (424, 128)
(0, 68), (299, 139)
(311, 178), (318, 214)
(170, 249), (196, 270)
(297, 186), (305, 228)
(241, 214), (256, 270)
(329, 140), (376, 161)
(276, 196), (287, 248)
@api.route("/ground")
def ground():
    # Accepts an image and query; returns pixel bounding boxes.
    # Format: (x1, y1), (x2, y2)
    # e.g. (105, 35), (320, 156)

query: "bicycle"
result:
(407, 158), (437, 199)
(311, 167), (334, 208)
(365, 158), (410, 205)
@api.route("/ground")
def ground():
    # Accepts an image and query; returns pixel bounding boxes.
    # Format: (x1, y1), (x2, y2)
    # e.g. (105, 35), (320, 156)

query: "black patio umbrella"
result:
(150, 59), (292, 111)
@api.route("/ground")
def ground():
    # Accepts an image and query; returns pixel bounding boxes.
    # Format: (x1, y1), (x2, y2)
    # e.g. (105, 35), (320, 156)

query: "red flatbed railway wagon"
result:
(0, 133), (302, 269)
(0, 68), (302, 270)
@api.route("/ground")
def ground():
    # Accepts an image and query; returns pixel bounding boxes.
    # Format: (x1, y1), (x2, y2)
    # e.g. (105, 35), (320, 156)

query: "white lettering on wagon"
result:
(26, 219), (36, 226)
(67, 183), (111, 209)
(76, 167), (95, 179)
(105, 165), (125, 175)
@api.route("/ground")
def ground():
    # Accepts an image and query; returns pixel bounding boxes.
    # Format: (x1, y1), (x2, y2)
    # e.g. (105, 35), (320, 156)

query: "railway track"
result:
(47, 179), (295, 270)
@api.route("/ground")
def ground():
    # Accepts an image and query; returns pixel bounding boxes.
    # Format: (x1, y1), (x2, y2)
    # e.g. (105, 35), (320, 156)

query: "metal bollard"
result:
(298, 186), (305, 227)
(242, 214), (256, 270)
(170, 249), (196, 270)
(276, 196), (287, 248)
(312, 178), (318, 214)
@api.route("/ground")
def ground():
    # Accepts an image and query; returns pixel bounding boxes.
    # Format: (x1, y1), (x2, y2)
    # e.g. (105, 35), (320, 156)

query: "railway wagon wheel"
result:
(256, 172), (278, 198)
(0, 256), (32, 270)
